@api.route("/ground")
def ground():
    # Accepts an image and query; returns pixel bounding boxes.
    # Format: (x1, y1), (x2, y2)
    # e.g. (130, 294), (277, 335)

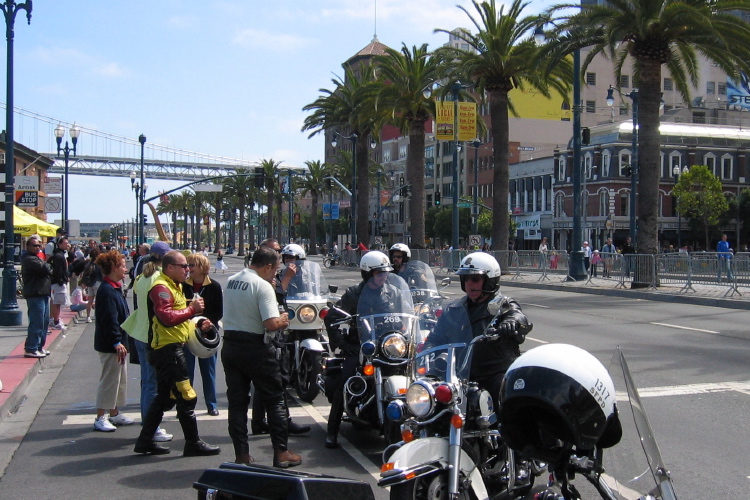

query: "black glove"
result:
(496, 320), (518, 337)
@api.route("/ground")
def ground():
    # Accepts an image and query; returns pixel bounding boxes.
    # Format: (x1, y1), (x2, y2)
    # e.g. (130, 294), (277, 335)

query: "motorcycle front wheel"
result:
(295, 349), (322, 402)
(323, 258), (332, 269)
(390, 472), (471, 500)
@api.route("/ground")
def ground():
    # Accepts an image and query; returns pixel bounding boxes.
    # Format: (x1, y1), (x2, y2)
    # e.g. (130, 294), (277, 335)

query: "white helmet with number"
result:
(456, 252), (501, 294)
(281, 243), (306, 260)
(389, 243), (411, 260)
(360, 250), (393, 280)
(186, 316), (222, 358)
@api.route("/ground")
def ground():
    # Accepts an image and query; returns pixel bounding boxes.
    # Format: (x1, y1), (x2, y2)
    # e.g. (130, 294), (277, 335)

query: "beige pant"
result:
(96, 352), (128, 410)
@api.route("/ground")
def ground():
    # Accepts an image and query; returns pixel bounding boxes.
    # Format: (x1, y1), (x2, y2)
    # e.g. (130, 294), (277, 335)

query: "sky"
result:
(6, 0), (556, 225)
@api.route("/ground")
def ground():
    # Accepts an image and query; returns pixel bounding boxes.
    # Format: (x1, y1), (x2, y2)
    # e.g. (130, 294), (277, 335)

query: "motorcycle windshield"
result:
(357, 273), (416, 345)
(398, 261), (438, 304)
(599, 347), (678, 499)
(420, 303), (474, 381)
(413, 342), (470, 384)
(415, 295), (449, 349)
(284, 260), (329, 299)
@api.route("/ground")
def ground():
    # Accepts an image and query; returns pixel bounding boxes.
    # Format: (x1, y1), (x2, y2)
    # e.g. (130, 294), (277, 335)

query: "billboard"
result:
(508, 86), (571, 121)
(727, 73), (750, 110)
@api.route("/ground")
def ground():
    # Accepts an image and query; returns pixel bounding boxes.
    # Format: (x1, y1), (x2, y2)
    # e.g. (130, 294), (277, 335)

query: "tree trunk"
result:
(238, 196), (246, 257)
(637, 59), (662, 256)
(266, 188), (274, 240)
(214, 200), (222, 252)
(490, 89), (511, 253)
(408, 120), (427, 248)
(276, 194), (283, 241)
(356, 137), (370, 247)
(309, 191), (319, 255)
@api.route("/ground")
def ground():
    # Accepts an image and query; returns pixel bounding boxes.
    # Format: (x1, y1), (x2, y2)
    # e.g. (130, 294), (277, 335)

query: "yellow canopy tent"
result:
(13, 205), (59, 237)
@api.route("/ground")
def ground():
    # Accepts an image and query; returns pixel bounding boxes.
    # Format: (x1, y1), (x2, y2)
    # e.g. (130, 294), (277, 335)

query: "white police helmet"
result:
(186, 316), (222, 358)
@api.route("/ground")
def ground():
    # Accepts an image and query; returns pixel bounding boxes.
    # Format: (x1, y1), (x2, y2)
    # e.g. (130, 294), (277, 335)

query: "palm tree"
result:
(375, 44), (445, 248)
(260, 158), (283, 240)
(166, 191), (191, 249)
(299, 160), (332, 254)
(436, 0), (571, 252)
(223, 168), (256, 257)
(544, 0), (750, 255)
(302, 64), (381, 247)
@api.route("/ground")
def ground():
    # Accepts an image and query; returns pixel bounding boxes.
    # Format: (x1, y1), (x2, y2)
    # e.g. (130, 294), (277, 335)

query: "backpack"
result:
(80, 261), (97, 287)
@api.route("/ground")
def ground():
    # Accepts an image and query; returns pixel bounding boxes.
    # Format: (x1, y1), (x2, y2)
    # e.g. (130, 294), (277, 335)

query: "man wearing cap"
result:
(44, 227), (66, 260)
(134, 249), (220, 456)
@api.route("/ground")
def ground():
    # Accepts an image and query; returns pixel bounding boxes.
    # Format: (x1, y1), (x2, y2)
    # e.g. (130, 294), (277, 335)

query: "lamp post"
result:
(54, 123), (80, 235)
(331, 132), (357, 244)
(607, 85), (639, 245)
(0, 0), (32, 326)
(672, 165), (688, 249)
(287, 168), (293, 242)
(471, 139), (481, 235)
(130, 172), (147, 247)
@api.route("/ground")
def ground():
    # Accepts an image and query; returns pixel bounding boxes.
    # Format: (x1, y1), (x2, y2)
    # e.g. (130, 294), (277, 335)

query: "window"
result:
(555, 192), (565, 217)
(619, 150), (631, 177)
(599, 190), (609, 216)
(584, 153), (593, 178)
(586, 72), (596, 86)
(545, 188), (552, 211)
(602, 150), (612, 177)
(721, 154), (733, 180)
(383, 149), (391, 162)
(620, 75), (630, 88)
(399, 145), (407, 159)
(620, 193), (629, 216)
(663, 78), (673, 91)
(718, 82), (727, 95)
(669, 152), (682, 179)
(619, 104), (629, 116)
(557, 155), (567, 181)
(585, 100), (596, 113)
(706, 81), (716, 94)
(704, 153), (717, 176)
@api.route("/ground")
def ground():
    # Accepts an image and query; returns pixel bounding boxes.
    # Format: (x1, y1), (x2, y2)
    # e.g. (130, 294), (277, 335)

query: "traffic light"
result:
(255, 167), (265, 188)
(143, 214), (148, 224)
(435, 191), (441, 205)
(404, 185), (411, 197)
(623, 164), (632, 177)
(325, 179), (332, 189)
(581, 127), (591, 145)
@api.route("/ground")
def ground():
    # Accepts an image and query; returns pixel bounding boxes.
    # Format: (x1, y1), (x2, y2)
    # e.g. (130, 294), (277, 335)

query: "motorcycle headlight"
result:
(297, 305), (317, 324)
(380, 333), (408, 360)
(406, 380), (435, 418)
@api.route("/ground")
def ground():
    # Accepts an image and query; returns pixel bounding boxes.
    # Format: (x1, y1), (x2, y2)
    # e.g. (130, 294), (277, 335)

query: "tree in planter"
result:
(673, 165), (730, 251)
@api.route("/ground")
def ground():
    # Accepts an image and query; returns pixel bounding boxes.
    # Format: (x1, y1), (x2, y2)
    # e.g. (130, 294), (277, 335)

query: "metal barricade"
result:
(686, 252), (740, 296)
(411, 249), (431, 265)
(735, 252), (750, 291)
(655, 253), (690, 286)
(341, 249), (358, 267)
(487, 250), (518, 278)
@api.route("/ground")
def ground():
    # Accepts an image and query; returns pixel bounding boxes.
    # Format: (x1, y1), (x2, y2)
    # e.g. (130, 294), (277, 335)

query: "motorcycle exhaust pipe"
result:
(344, 375), (368, 397)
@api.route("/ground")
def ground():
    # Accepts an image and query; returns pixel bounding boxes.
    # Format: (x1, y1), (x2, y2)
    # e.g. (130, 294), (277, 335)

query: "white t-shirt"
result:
(223, 268), (279, 335)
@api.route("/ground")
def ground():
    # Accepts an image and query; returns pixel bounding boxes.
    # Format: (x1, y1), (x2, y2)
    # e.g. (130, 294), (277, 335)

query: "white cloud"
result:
(30, 46), (128, 79)
(232, 29), (314, 52)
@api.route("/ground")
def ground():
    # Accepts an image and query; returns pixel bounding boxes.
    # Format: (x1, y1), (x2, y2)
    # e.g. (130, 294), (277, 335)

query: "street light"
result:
(471, 139), (481, 235)
(54, 123), (80, 235)
(130, 171), (147, 246)
(672, 165), (689, 249)
(331, 132), (357, 244)
(607, 85), (639, 245)
(0, 0), (33, 327)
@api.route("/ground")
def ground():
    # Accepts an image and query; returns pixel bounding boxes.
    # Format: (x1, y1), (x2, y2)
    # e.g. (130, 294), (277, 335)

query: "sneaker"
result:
(41, 349), (50, 356)
(24, 351), (45, 358)
(153, 428), (173, 442)
(86, 317), (93, 323)
(52, 322), (67, 331)
(109, 413), (135, 426)
(94, 415), (116, 432)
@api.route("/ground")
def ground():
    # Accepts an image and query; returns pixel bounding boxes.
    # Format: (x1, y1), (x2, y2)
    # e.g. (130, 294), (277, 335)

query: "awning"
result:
(13, 205), (60, 237)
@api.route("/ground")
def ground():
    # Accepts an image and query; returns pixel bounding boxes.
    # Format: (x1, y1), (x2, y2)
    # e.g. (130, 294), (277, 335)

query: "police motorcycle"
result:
(279, 245), (337, 402)
(379, 297), (542, 500)
(321, 272), (421, 445)
(398, 259), (450, 343)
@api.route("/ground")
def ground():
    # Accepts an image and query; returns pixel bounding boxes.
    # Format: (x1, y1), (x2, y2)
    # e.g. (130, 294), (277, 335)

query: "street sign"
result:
(193, 183), (223, 192)
(339, 200), (350, 209)
(15, 175), (38, 190)
(15, 190), (38, 207)
(469, 234), (481, 246)
(45, 196), (62, 213)
(323, 203), (331, 220)
(374, 236), (382, 245)
(331, 203), (340, 220)
(43, 176), (62, 194)
(458, 202), (471, 208)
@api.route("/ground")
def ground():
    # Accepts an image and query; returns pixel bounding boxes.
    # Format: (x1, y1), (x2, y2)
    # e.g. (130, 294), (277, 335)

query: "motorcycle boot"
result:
(235, 453), (255, 465)
(325, 391), (343, 448)
(134, 439), (171, 455)
(273, 449), (302, 468)
(184, 439), (221, 456)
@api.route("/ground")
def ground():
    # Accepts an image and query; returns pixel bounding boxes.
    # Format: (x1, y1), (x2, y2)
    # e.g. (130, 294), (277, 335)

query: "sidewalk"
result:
(0, 301), (79, 424)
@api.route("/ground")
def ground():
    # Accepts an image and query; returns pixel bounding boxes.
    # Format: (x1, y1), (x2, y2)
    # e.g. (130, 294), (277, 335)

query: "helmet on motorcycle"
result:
(456, 252), (501, 294)
(186, 316), (222, 358)
(389, 243), (411, 264)
(359, 251), (393, 281)
(281, 243), (306, 261)
(500, 344), (622, 465)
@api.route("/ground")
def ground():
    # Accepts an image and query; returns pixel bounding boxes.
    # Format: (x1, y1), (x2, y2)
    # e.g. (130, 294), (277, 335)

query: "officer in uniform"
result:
(222, 246), (302, 468)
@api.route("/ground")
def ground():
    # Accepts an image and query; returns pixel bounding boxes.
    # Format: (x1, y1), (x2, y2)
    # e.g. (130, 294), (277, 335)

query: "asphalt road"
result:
(0, 254), (748, 499)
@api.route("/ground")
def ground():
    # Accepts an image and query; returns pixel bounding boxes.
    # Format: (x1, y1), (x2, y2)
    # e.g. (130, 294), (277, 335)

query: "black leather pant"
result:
(251, 336), (290, 423)
(222, 336), (288, 456)
(326, 355), (359, 438)
(138, 343), (200, 443)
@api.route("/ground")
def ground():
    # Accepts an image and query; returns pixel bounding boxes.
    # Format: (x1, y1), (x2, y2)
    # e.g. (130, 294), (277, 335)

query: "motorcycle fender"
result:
(300, 338), (325, 352)
(380, 437), (489, 500)
(383, 375), (409, 398)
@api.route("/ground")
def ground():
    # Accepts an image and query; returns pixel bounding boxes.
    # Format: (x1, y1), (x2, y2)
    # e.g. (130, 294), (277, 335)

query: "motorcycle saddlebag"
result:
(194, 462), (375, 500)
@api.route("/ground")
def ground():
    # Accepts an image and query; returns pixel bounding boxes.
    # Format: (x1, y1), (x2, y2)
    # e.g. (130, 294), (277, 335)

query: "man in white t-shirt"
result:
(44, 228), (67, 259)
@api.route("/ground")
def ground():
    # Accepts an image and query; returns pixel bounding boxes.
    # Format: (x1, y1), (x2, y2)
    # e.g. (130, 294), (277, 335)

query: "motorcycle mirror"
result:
(329, 284), (338, 293)
(440, 277), (451, 287)
(487, 296), (504, 317)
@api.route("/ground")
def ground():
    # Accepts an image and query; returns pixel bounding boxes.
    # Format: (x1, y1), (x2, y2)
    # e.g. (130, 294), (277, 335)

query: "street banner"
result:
(457, 102), (477, 141)
(435, 101), (454, 141)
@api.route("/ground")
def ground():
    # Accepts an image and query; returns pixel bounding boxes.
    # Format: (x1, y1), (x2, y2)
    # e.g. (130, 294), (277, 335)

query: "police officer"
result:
(388, 243), (410, 274)
(222, 246), (302, 468)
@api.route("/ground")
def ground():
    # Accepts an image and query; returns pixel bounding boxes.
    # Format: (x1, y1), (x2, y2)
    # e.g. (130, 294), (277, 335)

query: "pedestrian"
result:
(581, 241), (592, 274)
(44, 227), (66, 260)
(590, 250), (602, 277)
(133, 250), (220, 456)
(83, 248), (103, 323)
(93, 250), (135, 432)
(182, 252), (222, 416)
(222, 245), (302, 468)
(126, 243), (151, 303)
(621, 237), (635, 278)
(21, 237), (52, 358)
(538, 237), (549, 269)
(49, 236), (71, 331)
(214, 248), (228, 274)
(716, 234), (734, 282)
(601, 238), (616, 278)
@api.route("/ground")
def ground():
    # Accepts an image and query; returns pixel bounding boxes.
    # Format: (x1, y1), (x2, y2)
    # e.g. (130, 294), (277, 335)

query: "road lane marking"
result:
(523, 303), (550, 309)
(616, 380), (750, 399)
(650, 322), (719, 334)
(526, 336), (548, 344)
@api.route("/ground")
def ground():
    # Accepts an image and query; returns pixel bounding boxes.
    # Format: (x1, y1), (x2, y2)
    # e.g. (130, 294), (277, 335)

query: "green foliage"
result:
(673, 165), (730, 250)
(430, 206), (472, 242)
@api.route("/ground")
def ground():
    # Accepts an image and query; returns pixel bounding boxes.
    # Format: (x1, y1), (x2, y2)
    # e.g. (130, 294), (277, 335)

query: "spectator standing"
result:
(127, 243), (151, 302)
(601, 238), (616, 278)
(83, 248), (103, 323)
(538, 237), (549, 269)
(21, 237), (52, 358)
(44, 227), (66, 260)
(590, 250), (602, 277)
(716, 234), (734, 282)
(93, 250), (135, 432)
(581, 241), (592, 274)
(182, 253), (222, 416)
(120, 243), (173, 443)
(49, 236), (71, 331)
(621, 237), (635, 278)
(134, 250), (220, 456)
(214, 248), (228, 274)
(222, 246), (301, 468)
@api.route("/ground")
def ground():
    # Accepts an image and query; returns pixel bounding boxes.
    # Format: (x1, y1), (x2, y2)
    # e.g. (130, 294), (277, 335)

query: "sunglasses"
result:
(464, 275), (485, 283)
(173, 263), (190, 269)
(29, 244), (41, 248)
